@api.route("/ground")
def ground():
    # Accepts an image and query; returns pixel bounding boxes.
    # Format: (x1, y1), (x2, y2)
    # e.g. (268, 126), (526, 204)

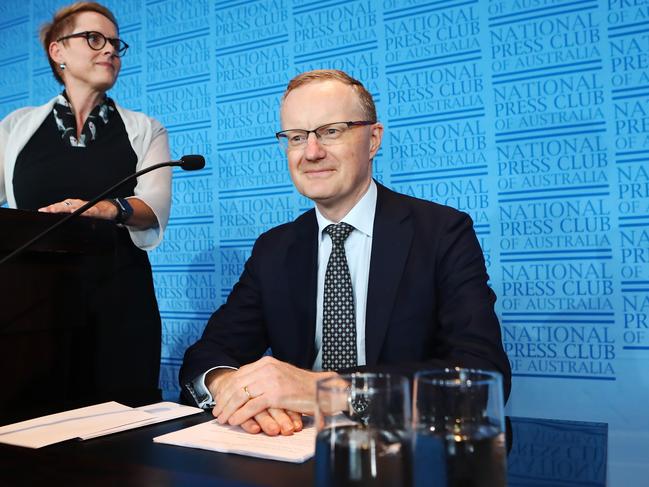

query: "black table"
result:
(0, 412), (609, 486)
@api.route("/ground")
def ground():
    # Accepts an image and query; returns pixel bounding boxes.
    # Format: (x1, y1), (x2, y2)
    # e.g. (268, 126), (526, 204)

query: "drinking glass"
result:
(413, 368), (507, 487)
(315, 373), (412, 487)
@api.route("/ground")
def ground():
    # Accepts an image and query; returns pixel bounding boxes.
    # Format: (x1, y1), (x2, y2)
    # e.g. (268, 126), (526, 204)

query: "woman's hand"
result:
(39, 198), (118, 220)
(38, 197), (157, 229)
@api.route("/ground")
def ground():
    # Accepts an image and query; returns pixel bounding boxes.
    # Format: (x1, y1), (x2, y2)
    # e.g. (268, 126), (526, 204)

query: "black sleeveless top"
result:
(10, 107), (162, 406)
(13, 110), (138, 209)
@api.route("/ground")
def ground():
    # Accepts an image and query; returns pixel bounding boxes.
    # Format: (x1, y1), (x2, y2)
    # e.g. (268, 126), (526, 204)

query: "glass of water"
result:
(413, 368), (507, 487)
(315, 373), (413, 487)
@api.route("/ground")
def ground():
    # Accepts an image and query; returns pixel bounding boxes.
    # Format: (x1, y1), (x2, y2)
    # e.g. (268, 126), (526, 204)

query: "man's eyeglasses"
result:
(276, 121), (375, 151)
(57, 31), (129, 57)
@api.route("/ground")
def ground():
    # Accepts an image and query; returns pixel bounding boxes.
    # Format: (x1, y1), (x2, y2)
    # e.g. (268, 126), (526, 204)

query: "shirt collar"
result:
(315, 179), (377, 240)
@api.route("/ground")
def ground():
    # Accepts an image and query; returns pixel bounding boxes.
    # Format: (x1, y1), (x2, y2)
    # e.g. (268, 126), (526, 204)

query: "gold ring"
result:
(243, 385), (252, 400)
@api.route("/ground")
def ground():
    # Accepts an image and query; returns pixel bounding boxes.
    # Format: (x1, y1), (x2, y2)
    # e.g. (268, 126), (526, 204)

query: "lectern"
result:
(0, 207), (116, 424)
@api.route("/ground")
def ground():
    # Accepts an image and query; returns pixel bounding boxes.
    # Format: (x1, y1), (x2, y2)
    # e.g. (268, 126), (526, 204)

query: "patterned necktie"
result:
(322, 222), (357, 370)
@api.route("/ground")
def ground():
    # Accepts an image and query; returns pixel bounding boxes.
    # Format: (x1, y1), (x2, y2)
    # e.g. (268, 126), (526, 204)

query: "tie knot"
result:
(324, 222), (354, 246)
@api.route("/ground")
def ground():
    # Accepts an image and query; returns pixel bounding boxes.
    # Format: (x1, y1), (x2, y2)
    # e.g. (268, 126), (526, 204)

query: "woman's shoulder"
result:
(114, 103), (165, 132)
(1, 99), (56, 131)
(1, 106), (38, 127)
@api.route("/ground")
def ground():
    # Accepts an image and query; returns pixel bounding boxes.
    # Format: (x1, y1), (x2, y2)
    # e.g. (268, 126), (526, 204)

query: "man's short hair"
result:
(283, 69), (377, 122)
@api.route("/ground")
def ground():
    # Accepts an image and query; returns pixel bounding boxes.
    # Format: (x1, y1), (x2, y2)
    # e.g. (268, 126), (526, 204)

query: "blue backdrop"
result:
(1, 1), (647, 483)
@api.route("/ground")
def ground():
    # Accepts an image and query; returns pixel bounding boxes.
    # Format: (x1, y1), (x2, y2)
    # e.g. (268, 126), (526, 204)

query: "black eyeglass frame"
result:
(275, 120), (376, 149)
(56, 31), (129, 57)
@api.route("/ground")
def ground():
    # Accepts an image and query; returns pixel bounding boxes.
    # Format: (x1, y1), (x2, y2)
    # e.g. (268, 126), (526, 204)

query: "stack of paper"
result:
(154, 420), (318, 463)
(0, 401), (203, 448)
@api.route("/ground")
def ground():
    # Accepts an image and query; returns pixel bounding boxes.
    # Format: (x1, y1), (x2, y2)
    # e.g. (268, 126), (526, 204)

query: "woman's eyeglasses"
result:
(57, 31), (129, 57)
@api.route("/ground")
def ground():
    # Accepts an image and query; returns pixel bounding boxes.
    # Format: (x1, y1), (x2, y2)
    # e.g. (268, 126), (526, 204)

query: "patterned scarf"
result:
(52, 92), (116, 147)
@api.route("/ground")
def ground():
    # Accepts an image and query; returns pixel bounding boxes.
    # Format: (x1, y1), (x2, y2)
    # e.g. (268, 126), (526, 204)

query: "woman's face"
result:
(51, 11), (121, 93)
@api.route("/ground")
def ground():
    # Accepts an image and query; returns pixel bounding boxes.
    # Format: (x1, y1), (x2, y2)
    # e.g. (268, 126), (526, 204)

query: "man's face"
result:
(280, 80), (383, 220)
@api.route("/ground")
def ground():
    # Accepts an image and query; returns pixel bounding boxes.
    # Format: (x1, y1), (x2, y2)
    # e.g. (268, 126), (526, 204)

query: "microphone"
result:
(0, 155), (205, 266)
(178, 155), (205, 171)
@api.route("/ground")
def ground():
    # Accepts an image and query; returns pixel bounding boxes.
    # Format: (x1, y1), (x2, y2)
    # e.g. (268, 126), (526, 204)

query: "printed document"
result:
(0, 401), (202, 448)
(154, 419), (317, 463)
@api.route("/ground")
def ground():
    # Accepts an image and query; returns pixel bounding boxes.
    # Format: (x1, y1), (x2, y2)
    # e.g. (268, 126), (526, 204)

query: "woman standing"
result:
(0, 2), (171, 406)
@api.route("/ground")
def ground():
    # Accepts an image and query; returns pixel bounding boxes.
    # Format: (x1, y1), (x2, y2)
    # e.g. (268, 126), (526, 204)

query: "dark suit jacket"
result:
(180, 182), (511, 401)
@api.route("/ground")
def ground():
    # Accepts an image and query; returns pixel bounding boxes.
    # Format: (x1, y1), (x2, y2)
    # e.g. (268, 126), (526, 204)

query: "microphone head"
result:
(180, 155), (205, 171)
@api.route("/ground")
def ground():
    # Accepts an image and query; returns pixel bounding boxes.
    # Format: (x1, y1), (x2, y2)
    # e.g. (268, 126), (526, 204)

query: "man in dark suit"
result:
(180, 69), (510, 436)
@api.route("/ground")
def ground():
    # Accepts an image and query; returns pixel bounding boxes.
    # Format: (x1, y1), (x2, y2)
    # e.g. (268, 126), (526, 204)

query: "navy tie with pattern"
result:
(322, 222), (357, 370)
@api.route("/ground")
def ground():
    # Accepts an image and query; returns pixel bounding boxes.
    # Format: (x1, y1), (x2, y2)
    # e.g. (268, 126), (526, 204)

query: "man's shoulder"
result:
(377, 182), (466, 221)
(255, 209), (317, 246)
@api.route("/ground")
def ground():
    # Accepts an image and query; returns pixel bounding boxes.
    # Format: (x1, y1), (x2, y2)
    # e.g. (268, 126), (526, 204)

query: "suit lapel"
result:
(286, 211), (319, 367)
(365, 183), (413, 366)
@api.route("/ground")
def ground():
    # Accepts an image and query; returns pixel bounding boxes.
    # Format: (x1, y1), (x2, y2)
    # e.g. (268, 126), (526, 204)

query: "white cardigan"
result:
(0, 97), (172, 250)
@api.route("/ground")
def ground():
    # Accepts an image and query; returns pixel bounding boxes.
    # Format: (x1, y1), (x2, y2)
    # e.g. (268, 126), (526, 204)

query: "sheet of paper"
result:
(79, 401), (203, 439)
(0, 402), (152, 448)
(153, 419), (317, 463)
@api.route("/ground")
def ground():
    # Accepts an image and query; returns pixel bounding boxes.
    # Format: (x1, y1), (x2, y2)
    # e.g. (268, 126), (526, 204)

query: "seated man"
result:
(180, 69), (511, 436)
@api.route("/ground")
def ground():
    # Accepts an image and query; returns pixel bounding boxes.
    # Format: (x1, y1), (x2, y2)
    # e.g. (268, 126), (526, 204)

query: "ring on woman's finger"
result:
(64, 201), (72, 206)
(243, 385), (253, 400)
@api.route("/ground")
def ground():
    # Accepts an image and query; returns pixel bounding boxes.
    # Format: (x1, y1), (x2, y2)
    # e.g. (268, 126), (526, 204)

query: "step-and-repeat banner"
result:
(2, 0), (647, 471)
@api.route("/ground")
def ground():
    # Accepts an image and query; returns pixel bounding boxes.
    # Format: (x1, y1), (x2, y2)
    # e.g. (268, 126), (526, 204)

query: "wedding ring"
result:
(243, 385), (252, 400)
(64, 201), (72, 206)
